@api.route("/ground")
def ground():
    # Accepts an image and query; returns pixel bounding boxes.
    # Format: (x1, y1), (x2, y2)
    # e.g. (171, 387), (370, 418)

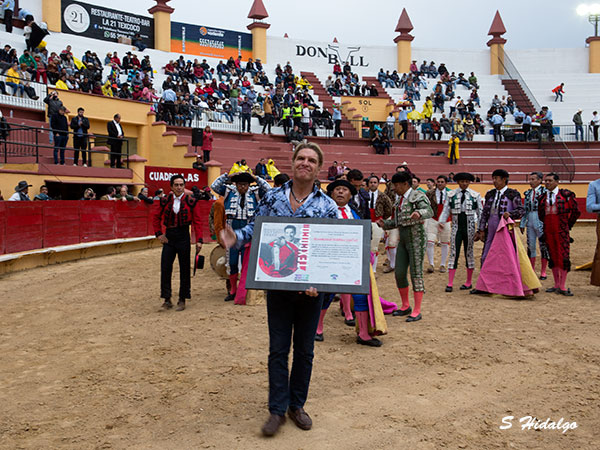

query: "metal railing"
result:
(497, 52), (575, 182)
(1, 123), (130, 167)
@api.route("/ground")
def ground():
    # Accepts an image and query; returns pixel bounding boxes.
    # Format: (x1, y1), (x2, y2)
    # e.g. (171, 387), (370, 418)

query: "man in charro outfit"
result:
(538, 173), (580, 296)
(520, 171), (549, 279)
(153, 174), (205, 311)
(377, 171), (433, 322)
(438, 172), (483, 292)
(476, 169), (524, 266)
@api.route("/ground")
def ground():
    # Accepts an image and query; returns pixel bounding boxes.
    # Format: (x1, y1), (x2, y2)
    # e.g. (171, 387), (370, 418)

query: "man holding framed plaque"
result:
(377, 171), (433, 322)
(221, 143), (339, 437)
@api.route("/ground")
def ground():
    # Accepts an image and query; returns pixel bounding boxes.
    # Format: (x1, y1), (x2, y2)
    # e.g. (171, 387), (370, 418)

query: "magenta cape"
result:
(475, 217), (538, 297)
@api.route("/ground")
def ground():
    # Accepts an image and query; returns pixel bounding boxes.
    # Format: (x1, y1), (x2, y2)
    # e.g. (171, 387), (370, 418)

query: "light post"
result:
(577, 4), (600, 36)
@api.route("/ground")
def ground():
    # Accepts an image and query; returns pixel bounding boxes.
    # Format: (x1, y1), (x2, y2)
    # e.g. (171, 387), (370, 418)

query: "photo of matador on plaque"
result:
(245, 216), (371, 294)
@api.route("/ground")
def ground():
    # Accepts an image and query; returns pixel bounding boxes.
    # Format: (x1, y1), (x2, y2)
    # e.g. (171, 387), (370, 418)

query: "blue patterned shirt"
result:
(586, 178), (600, 213)
(234, 180), (338, 245)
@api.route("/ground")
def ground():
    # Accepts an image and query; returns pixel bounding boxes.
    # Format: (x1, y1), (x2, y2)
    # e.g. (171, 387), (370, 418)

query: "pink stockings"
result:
(448, 268), (474, 287)
(398, 287), (422, 317)
(552, 267), (568, 290)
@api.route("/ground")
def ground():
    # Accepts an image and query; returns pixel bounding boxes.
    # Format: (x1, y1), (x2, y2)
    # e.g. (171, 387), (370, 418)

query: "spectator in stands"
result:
(81, 188), (96, 200)
(448, 134), (460, 165)
(201, 125), (213, 162)
(115, 185), (140, 202)
(430, 118), (442, 140)
(132, 33), (146, 52)
(0, 110), (9, 140)
(539, 106), (554, 140)
(371, 129), (387, 154)
(288, 124), (305, 149)
(0, 44), (12, 71)
(453, 119), (465, 140)
(9, 180), (31, 201)
(591, 111), (600, 141)
(327, 161), (338, 181)
(421, 118), (432, 140)
(490, 110), (504, 142)
(33, 185), (51, 201)
(70, 107), (90, 167)
(468, 72), (479, 89)
(100, 186), (117, 200)
(552, 83), (565, 102)
(138, 187), (153, 204)
(301, 103), (310, 135)
(50, 106), (68, 165)
(153, 188), (165, 201)
(161, 86), (177, 125)
(522, 112), (532, 141)
(573, 109), (584, 141)
(386, 113), (396, 137)
(5, 63), (24, 96)
(2, 0), (14, 33)
(107, 113), (125, 168)
(463, 115), (475, 141)
(397, 106), (409, 139)
(16, 63), (39, 99)
(240, 96), (252, 133)
(262, 94), (274, 134)
(332, 104), (343, 138)
(255, 157), (270, 179)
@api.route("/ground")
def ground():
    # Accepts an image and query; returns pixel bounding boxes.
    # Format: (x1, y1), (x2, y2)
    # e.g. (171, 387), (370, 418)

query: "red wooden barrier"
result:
(5, 202), (43, 254)
(43, 201), (81, 248)
(0, 202), (6, 254)
(79, 201), (116, 243)
(1, 199), (216, 255)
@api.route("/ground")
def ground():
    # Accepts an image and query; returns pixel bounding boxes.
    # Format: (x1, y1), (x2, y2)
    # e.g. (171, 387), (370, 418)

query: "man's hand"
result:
(438, 222), (445, 231)
(376, 218), (385, 228)
(503, 212), (510, 220)
(220, 225), (237, 249)
(133, 197), (141, 202)
(474, 231), (482, 242)
(410, 211), (421, 220)
(195, 242), (202, 252)
(303, 287), (319, 297)
(158, 234), (168, 244)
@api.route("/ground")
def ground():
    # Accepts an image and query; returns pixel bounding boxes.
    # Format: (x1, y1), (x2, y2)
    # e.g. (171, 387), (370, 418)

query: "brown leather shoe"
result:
(382, 265), (394, 274)
(288, 408), (312, 430)
(261, 414), (285, 437)
(176, 301), (185, 311)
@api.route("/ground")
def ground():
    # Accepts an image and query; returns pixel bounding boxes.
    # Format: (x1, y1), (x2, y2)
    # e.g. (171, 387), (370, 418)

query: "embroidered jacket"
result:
(520, 185), (547, 229)
(382, 189), (434, 229)
(479, 187), (524, 232)
(153, 193), (204, 242)
(211, 173), (271, 220)
(438, 188), (483, 223)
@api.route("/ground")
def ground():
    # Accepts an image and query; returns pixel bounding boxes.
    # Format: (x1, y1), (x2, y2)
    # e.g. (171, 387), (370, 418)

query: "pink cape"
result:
(475, 217), (533, 296)
(234, 244), (251, 305)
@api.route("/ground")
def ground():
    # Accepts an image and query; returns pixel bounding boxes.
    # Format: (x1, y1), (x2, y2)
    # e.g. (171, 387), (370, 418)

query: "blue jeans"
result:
(555, 92), (563, 102)
(575, 124), (584, 140)
(6, 82), (24, 96)
(266, 291), (323, 415)
(53, 135), (68, 164)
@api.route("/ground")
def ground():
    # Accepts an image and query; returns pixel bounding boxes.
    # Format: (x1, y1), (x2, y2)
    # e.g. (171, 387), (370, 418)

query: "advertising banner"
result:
(171, 22), (252, 60)
(61, 0), (154, 47)
(144, 166), (208, 195)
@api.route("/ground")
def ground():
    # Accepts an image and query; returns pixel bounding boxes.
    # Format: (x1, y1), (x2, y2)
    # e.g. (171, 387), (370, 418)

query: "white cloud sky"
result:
(88, 0), (591, 50)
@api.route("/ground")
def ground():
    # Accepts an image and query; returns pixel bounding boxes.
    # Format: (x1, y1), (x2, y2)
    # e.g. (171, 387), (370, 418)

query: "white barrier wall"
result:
(508, 48), (588, 74)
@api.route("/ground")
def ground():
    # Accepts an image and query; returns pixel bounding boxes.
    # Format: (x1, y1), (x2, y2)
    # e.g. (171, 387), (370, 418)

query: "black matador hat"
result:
(326, 179), (357, 197)
(453, 172), (475, 182)
(230, 172), (256, 183)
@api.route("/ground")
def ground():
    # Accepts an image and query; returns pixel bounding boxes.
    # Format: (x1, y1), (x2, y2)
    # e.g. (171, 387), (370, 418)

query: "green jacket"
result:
(19, 54), (37, 70)
(382, 188), (433, 229)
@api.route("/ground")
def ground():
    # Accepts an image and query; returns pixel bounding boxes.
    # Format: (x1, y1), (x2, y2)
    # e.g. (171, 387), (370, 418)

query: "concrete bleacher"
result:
(4, 25), (600, 183)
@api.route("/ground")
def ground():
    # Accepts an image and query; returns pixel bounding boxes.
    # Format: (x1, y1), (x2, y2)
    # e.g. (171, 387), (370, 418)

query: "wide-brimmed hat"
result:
(326, 179), (357, 196)
(210, 246), (228, 278)
(230, 172), (255, 183)
(15, 180), (31, 192)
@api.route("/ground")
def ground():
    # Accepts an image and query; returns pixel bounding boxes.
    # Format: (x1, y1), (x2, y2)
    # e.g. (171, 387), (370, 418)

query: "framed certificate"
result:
(245, 216), (371, 294)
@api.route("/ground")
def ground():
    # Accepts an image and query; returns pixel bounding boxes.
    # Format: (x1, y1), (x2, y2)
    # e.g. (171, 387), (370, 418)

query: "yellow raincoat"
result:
(266, 159), (280, 178)
(447, 136), (460, 160)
